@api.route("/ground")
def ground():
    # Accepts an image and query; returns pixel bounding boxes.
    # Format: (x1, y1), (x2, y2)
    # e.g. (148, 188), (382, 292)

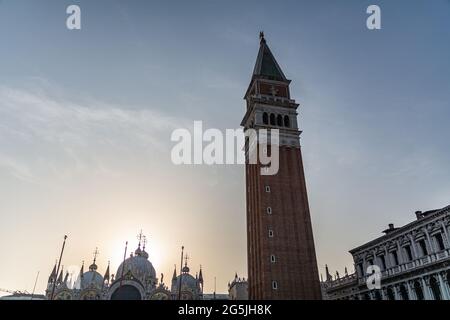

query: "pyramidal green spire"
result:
(252, 32), (287, 82)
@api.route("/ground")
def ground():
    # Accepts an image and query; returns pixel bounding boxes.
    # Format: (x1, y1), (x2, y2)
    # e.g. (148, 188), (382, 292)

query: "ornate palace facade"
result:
(322, 205), (450, 300)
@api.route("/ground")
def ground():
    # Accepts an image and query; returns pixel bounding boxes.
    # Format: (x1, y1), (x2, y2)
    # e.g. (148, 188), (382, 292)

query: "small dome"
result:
(134, 246), (142, 256)
(116, 254), (156, 285)
(80, 270), (103, 290)
(172, 273), (199, 292)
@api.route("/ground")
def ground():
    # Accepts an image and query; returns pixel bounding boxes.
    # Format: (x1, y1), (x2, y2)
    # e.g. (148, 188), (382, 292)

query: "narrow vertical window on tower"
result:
(263, 112), (269, 125)
(268, 229), (274, 238)
(277, 114), (283, 127)
(270, 255), (276, 263)
(266, 207), (272, 215)
(269, 113), (275, 125)
(265, 185), (271, 193)
(272, 281), (278, 290)
(284, 115), (290, 128)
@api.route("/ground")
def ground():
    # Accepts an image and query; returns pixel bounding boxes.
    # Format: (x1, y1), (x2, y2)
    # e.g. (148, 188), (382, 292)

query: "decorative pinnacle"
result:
(92, 247), (99, 264)
(142, 235), (147, 250)
(137, 230), (144, 247)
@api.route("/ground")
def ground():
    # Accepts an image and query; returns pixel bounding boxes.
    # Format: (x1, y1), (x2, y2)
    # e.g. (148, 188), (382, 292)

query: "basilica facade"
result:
(45, 237), (204, 300)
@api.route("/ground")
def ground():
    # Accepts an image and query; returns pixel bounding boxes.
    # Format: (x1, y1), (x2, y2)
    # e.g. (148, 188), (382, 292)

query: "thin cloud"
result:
(0, 84), (189, 183)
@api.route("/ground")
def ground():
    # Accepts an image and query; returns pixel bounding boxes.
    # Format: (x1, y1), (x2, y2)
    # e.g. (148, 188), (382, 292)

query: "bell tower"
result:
(241, 33), (321, 300)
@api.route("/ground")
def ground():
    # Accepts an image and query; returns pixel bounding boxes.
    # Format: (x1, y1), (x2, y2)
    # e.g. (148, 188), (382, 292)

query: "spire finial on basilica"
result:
(103, 261), (110, 285)
(141, 235), (149, 259)
(93, 247), (99, 263)
(325, 264), (332, 282)
(182, 254), (190, 273)
(172, 264), (177, 281)
(79, 261), (84, 279)
(90, 248), (99, 271)
(48, 261), (57, 283)
(142, 235), (147, 251)
(135, 230), (146, 256)
(137, 229), (144, 248)
(199, 265), (203, 283)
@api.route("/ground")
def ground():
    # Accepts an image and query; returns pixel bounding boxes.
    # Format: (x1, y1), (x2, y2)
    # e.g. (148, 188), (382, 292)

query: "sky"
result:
(0, 0), (449, 296)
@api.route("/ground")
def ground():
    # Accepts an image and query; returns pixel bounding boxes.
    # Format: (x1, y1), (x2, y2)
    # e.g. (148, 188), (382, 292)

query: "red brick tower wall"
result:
(246, 145), (322, 299)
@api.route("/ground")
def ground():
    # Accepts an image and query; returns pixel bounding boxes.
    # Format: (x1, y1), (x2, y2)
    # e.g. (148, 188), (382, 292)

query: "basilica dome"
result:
(80, 263), (104, 290)
(171, 264), (201, 296)
(116, 247), (156, 285)
(178, 273), (198, 288)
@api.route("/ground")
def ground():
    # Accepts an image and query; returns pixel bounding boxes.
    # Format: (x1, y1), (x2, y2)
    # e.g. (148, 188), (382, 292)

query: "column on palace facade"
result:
(446, 221), (450, 247)
(437, 273), (450, 300)
(381, 287), (387, 300)
(354, 262), (361, 278)
(408, 234), (419, 259)
(372, 249), (378, 270)
(393, 285), (401, 300)
(384, 246), (390, 269)
(442, 271), (450, 300)
(373, 249), (384, 271)
(396, 240), (404, 264)
(423, 227), (435, 254)
(440, 221), (449, 248)
(406, 281), (416, 300)
(363, 255), (367, 276)
(421, 277), (432, 300)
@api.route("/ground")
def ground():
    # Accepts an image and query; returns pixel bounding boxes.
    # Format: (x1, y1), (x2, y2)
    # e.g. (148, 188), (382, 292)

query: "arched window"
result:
(111, 285), (142, 300)
(399, 284), (409, 300)
(386, 287), (395, 300)
(414, 281), (424, 300)
(430, 277), (442, 300)
(374, 290), (382, 300)
(284, 115), (290, 127)
(270, 113), (275, 125)
(277, 114), (283, 127)
(434, 233), (445, 251)
(263, 112), (269, 125)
